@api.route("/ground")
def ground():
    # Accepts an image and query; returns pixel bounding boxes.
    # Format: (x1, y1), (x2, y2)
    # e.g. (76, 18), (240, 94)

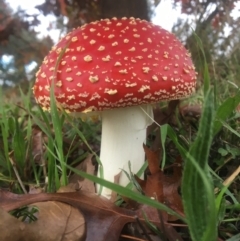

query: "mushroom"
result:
(33, 17), (197, 198)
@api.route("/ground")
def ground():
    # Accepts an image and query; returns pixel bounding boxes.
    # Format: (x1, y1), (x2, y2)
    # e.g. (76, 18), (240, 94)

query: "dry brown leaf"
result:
(31, 125), (46, 165)
(136, 205), (183, 241)
(0, 207), (24, 241)
(28, 185), (43, 194)
(68, 154), (96, 193)
(136, 145), (184, 221)
(0, 202), (85, 241)
(110, 171), (122, 203)
(0, 190), (140, 241)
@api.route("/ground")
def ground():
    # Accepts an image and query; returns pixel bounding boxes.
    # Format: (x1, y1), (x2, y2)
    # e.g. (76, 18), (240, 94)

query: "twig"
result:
(120, 234), (148, 241)
(9, 157), (27, 194)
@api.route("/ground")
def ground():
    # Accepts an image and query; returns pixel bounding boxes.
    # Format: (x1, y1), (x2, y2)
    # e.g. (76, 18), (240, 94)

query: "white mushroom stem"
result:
(98, 105), (154, 198)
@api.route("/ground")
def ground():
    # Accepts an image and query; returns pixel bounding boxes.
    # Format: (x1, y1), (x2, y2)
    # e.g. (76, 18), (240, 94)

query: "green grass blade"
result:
(220, 120), (240, 138)
(167, 125), (188, 157)
(12, 117), (26, 172)
(213, 93), (240, 136)
(192, 32), (210, 95)
(182, 89), (217, 241)
(0, 88), (11, 176)
(160, 124), (167, 169)
(226, 233), (240, 241)
(215, 184), (229, 223)
(226, 204), (240, 210)
(46, 137), (56, 192)
(50, 83), (67, 185)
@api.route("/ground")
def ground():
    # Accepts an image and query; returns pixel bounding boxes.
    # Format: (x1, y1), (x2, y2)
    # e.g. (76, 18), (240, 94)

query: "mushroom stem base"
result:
(98, 105), (153, 198)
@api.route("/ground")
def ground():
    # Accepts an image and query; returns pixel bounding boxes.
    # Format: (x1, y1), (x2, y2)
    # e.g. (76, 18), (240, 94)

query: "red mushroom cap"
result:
(33, 17), (197, 113)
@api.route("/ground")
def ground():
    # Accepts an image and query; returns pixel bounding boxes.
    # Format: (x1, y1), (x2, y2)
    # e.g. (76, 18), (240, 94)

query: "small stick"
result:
(9, 157), (27, 194)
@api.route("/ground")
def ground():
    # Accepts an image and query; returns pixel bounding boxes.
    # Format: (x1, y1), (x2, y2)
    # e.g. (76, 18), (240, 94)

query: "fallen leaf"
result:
(135, 145), (184, 221)
(0, 185), (186, 241)
(0, 190), (144, 241)
(0, 188), (185, 241)
(0, 202), (85, 241)
(136, 204), (184, 241)
(68, 154), (96, 193)
(31, 125), (44, 164)
(28, 185), (43, 194)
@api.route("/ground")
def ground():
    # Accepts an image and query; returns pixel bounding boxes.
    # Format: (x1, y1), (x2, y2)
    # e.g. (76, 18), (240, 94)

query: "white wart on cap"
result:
(33, 17), (197, 113)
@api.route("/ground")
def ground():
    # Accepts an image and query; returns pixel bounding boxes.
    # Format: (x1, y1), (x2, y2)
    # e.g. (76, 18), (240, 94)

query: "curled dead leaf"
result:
(136, 145), (184, 221)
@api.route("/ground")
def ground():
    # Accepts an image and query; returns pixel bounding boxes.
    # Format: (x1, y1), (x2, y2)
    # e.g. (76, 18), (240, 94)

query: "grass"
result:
(0, 52), (240, 241)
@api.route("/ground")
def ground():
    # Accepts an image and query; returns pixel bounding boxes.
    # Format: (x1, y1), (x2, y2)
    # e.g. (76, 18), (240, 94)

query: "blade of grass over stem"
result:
(160, 124), (167, 169)
(65, 163), (186, 222)
(50, 87), (67, 186)
(182, 89), (217, 241)
(122, 161), (148, 194)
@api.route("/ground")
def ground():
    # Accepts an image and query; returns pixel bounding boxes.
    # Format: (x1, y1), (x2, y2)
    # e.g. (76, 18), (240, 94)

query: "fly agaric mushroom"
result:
(33, 17), (197, 198)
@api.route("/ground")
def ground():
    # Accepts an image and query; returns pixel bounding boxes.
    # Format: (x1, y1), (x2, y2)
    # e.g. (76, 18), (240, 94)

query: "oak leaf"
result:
(135, 145), (184, 221)
(0, 202), (85, 241)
